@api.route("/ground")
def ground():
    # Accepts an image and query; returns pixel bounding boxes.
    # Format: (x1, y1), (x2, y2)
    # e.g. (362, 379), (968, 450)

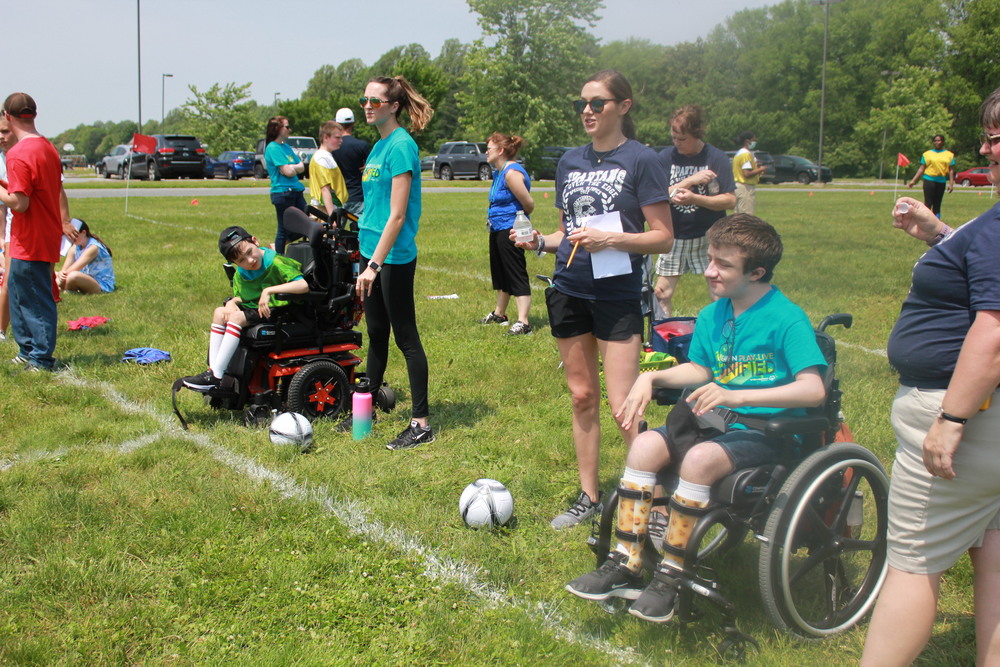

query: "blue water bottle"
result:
(352, 378), (373, 440)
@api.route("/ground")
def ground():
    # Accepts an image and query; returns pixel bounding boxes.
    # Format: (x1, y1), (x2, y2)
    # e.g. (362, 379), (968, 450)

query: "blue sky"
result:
(11, 0), (775, 137)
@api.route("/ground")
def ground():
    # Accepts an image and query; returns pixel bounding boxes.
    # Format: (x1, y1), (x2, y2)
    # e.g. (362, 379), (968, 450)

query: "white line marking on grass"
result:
(839, 341), (888, 358)
(420, 264), (548, 293)
(4, 373), (646, 666)
(125, 213), (218, 235)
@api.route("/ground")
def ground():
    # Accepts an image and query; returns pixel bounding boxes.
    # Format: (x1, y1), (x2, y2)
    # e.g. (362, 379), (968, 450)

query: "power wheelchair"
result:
(586, 313), (889, 658)
(172, 207), (394, 429)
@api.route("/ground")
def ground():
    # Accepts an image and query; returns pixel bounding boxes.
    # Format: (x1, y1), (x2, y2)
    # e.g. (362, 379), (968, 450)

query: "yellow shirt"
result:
(732, 148), (759, 185)
(308, 149), (348, 209)
(920, 149), (955, 182)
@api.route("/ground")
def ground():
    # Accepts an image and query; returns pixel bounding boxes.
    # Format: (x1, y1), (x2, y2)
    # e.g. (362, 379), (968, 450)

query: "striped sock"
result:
(210, 322), (242, 379)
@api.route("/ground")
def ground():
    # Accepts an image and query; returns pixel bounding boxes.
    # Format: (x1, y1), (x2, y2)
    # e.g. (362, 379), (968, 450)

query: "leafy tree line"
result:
(55, 0), (1000, 177)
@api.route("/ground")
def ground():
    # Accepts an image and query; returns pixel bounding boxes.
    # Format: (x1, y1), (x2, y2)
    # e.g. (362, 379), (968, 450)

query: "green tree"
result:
(182, 82), (261, 153)
(846, 66), (956, 177)
(459, 0), (602, 174)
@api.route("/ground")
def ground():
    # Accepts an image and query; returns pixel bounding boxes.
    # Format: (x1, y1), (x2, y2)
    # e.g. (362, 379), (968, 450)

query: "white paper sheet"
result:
(577, 210), (631, 279)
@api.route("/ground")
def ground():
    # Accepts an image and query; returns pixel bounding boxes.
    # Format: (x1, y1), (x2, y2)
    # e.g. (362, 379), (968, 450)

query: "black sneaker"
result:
(386, 420), (435, 450)
(565, 551), (644, 601)
(478, 312), (509, 325)
(551, 490), (603, 530)
(182, 370), (221, 392)
(629, 566), (680, 623)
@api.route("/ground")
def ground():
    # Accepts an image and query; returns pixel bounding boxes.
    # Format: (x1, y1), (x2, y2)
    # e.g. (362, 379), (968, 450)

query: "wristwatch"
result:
(938, 409), (968, 425)
(367, 260), (382, 274)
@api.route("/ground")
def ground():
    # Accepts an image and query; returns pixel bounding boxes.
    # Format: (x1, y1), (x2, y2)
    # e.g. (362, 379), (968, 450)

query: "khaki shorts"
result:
(734, 183), (756, 215)
(887, 385), (1000, 574)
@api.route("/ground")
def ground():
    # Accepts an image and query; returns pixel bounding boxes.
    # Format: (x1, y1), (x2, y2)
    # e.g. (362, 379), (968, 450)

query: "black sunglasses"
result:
(573, 98), (618, 114)
(359, 97), (388, 109)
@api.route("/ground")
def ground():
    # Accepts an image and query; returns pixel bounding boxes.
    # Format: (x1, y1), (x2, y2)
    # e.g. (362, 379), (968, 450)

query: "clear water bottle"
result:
(352, 378), (373, 440)
(513, 210), (534, 244)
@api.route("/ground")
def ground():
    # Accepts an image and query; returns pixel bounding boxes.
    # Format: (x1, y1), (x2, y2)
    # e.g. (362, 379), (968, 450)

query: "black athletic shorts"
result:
(546, 288), (642, 341)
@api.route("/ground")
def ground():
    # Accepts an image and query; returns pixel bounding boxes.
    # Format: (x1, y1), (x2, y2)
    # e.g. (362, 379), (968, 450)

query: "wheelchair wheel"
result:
(287, 360), (350, 420)
(758, 442), (889, 639)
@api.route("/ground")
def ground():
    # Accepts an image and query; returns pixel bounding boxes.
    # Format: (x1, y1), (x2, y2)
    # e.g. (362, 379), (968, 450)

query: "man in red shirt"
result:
(0, 92), (63, 370)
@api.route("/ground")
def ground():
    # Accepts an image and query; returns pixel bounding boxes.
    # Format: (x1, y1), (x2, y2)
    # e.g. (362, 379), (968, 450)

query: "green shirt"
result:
(233, 247), (304, 309)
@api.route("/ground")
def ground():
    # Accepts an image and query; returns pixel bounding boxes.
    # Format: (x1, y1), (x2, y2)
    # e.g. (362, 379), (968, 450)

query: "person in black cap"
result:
(180, 226), (308, 392)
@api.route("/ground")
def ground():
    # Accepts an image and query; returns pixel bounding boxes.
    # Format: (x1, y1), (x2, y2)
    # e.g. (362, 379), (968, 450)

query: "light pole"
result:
(878, 70), (900, 180)
(813, 0), (844, 182)
(274, 92), (280, 107)
(161, 73), (173, 127)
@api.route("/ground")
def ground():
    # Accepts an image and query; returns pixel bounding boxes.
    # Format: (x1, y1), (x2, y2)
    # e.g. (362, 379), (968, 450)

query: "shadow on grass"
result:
(920, 612), (977, 665)
(432, 400), (497, 429)
(61, 352), (128, 367)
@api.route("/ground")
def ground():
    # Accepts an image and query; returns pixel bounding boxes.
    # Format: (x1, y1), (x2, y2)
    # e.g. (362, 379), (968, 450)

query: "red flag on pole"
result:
(897, 153), (911, 167)
(132, 133), (156, 155)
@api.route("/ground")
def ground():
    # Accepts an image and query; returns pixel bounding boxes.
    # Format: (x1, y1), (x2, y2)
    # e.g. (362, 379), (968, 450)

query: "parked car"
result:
(213, 151), (255, 180)
(433, 141), (492, 180)
(253, 136), (317, 179)
(96, 144), (134, 179)
(771, 154), (832, 184)
(420, 155), (436, 172)
(127, 134), (207, 180)
(956, 167), (992, 187)
(725, 150), (776, 184)
(534, 146), (572, 181)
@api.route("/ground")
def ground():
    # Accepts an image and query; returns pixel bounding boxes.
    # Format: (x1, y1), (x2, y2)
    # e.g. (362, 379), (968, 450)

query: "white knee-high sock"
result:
(208, 323), (225, 369)
(210, 322), (242, 379)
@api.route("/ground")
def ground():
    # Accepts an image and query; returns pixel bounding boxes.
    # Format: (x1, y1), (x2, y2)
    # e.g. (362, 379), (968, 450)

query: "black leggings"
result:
(922, 179), (947, 217)
(362, 257), (429, 419)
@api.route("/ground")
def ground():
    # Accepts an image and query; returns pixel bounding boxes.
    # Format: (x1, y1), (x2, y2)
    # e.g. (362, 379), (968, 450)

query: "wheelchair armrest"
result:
(653, 387), (683, 406)
(273, 290), (328, 304)
(763, 414), (830, 436)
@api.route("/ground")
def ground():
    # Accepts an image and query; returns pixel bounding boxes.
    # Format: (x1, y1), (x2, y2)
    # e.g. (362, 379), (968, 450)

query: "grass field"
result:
(0, 186), (993, 665)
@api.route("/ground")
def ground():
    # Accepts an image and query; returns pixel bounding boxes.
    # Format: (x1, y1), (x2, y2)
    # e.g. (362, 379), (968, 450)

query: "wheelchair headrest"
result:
(283, 207), (325, 248)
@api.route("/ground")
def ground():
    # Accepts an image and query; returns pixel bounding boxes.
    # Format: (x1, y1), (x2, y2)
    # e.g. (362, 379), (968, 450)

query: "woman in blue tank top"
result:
(480, 132), (534, 335)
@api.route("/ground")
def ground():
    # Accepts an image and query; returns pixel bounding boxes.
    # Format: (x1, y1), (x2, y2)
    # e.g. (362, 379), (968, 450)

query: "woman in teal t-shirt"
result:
(263, 115), (306, 253)
(354, 75), (435, 451)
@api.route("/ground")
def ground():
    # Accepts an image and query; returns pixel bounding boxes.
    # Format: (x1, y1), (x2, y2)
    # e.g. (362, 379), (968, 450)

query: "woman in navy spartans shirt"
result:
(518, 70), (673, 529)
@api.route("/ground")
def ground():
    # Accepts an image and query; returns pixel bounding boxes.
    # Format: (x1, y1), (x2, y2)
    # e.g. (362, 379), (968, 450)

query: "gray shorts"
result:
(650, 424), (781, 470)
(887, 385), (1000, 574)
(655, 235), (710, 278)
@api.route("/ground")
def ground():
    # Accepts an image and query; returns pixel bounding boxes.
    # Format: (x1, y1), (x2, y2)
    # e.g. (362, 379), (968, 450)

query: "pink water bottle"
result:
(352, 378), (373, 440)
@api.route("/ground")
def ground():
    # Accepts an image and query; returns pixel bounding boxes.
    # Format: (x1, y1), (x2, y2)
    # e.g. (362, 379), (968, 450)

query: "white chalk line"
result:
(838, 340), (888, 358)
(1, 369), (645, 666)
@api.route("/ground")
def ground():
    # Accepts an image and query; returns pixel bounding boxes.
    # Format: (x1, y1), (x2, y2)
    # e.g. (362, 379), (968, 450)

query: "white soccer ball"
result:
(269, 412), (313, 451)
(459, 479), (514, 529)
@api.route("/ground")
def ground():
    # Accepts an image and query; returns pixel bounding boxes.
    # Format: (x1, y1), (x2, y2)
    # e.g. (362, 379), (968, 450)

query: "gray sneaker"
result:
(566, 550), (644, 601)
(478, 312), (509, 325)
(506, 321), (532, 336)
(647, 510), (669, 551)
(551, 491), (603, 530)
(629, 565), (680, 623)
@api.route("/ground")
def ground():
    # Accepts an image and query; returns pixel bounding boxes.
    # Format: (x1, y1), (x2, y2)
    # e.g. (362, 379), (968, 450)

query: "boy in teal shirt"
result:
(182, 226), (309, 392)
(566, 214), (828, 624)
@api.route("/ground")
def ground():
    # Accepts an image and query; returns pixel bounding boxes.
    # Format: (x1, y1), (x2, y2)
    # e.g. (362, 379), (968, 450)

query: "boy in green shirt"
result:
(182, 225), (309, 392)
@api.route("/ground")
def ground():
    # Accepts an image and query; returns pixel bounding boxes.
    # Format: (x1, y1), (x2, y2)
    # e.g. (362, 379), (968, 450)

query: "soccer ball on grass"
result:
(459, 479), (514, 529)
(269, 412), (313, 451)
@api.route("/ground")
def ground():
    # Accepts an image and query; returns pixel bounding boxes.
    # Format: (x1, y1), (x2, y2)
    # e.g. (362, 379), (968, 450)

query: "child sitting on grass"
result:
(56, 219), (115, 294)
(181, 225), (308, 392)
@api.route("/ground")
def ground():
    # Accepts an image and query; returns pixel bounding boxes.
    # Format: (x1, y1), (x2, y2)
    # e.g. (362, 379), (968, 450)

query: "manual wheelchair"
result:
(172, 207), (394, 429)
(586, 313), (889, 658)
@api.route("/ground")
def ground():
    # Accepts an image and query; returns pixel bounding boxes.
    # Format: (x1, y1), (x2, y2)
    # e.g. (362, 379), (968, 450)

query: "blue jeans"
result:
(9, 258), (58, 369)
(270, 189), (307, 253)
